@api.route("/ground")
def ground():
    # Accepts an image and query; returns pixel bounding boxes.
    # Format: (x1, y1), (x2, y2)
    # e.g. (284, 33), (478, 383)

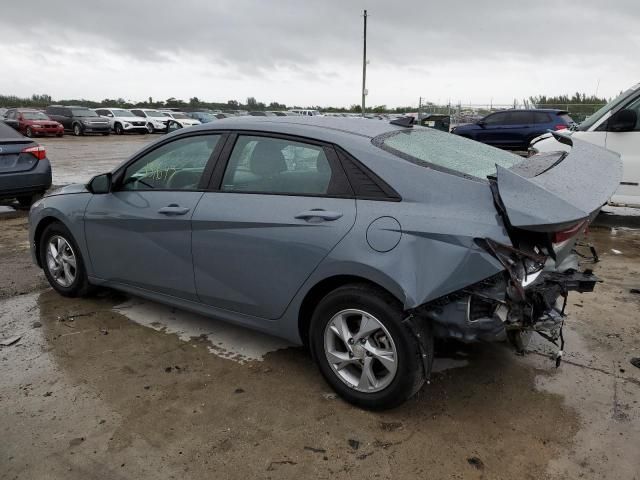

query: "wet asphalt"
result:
(0, 135), (639, 479)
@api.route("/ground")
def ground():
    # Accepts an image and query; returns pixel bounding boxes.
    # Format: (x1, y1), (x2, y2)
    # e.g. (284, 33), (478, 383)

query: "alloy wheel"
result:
(45, 235), (77, 288)
(323, 309), (398, 393)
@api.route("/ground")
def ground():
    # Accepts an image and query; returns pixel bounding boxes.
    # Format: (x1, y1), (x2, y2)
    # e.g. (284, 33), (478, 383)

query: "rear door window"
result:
(507, 111), (535, 124)
(533, 112), (552, 123)
(221, 136), (337, 195)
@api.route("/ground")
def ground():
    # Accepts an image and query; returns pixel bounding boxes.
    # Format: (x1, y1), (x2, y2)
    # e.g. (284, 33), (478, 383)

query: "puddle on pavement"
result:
(113, 298), (291, 363)
(0, 289), (585, 479)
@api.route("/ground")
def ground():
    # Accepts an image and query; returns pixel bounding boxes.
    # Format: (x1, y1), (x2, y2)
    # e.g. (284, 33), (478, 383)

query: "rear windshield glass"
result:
(374, 128), (523, 180)
(559, 113), (574, 125)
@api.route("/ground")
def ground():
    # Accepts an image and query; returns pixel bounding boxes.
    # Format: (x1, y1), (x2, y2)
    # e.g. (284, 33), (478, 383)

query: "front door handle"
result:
(158, 204), (190, 216)
(295, 209), (343, 221)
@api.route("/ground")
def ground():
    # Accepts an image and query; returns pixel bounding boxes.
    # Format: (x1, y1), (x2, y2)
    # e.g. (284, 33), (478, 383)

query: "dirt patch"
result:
(0, 211), (47, 298)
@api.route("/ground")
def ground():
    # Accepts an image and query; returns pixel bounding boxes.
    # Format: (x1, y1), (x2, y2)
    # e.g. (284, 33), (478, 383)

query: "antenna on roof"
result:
(390, 116), (415, 128)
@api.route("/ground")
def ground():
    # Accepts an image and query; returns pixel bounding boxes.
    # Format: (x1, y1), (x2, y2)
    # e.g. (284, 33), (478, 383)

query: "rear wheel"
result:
(39, 222), (93, 297)
(73, 123), (83, 136)
(310, 283), (431, 410)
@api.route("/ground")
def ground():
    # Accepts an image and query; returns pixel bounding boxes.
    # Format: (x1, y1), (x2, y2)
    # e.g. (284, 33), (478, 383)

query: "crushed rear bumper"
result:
(410, 266), (598, 344)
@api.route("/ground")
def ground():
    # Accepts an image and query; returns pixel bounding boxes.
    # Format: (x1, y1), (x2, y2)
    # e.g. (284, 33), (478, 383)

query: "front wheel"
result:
(310, 284), (431, 410)
(114, 123), (123, 135)
(73, 123), (83, 136)
(40, 222), (93, 297)
(25, 127), (34, 137)
(146, 123), (154, 134)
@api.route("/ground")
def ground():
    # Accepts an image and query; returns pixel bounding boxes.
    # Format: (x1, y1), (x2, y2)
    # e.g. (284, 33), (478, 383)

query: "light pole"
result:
(361, 9), (367, 117)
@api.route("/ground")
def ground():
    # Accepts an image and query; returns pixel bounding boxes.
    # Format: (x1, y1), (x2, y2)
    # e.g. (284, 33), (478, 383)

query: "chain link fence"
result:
(418, 103), (605, 126)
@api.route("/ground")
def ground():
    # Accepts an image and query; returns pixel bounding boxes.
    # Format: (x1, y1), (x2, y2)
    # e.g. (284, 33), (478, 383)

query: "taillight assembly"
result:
(552, 220), (587, 245)
(21, 145), (46, 160)
(553, 124), (568, 130)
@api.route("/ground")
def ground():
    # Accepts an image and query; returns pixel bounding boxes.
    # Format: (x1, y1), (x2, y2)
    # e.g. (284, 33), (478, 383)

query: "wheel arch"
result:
(297, 274), (405, 347)
(33, 216), (64, 267)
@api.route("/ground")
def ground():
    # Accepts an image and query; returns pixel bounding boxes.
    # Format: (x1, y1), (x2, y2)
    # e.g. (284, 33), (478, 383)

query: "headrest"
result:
(250, 141), (287, 176)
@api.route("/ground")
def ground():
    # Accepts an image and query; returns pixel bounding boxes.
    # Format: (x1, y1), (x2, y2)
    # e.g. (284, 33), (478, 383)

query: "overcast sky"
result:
(1, 0), (639, 108)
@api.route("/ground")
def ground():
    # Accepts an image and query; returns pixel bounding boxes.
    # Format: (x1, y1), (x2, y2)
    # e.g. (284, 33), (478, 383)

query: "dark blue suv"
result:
(451, 109), (574, 150)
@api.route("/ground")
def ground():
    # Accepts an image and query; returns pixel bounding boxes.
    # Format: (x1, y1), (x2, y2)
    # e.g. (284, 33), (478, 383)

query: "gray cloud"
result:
(0, 0), (639, 105)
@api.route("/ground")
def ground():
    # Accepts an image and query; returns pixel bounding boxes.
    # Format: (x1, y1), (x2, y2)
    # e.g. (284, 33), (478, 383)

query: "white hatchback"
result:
(530, 83), (640, 208)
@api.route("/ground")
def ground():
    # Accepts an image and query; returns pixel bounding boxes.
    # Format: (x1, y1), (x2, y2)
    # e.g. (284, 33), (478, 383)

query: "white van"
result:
(530, 82), (640, 208)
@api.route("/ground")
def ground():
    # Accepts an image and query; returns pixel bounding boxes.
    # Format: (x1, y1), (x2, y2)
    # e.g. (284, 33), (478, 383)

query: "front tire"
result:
(73, 123), (83, 136)
(40, 222), (93, 297)
(310, 283), (430, 410)
(25, 127), (34, 137)
(114, 123), (123, 135)
(146, 123), (154, 134)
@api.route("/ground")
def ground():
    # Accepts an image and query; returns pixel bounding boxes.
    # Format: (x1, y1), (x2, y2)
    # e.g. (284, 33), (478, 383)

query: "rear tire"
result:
(309, 283), (430, 410)
(39, 222), (93, 297)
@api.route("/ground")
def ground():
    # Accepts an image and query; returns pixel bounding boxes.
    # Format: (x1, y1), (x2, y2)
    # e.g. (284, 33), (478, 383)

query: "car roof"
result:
(188, 115), (406, 142)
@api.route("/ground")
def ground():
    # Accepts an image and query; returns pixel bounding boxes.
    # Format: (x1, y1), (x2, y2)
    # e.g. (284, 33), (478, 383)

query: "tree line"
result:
(1, 92), (611, 116)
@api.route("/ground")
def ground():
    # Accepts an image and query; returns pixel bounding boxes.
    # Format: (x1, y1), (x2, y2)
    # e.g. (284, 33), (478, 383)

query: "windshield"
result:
(579, 84), (640, 131)
(171, 113), (189, 119)
(112, 109), (135, 117)
(22, 112), (49, 120)
(71, 109), (99, 117)
(197, 113), (215, 120)
(375, 128), (523, 180)
(145, 110), (166, 117)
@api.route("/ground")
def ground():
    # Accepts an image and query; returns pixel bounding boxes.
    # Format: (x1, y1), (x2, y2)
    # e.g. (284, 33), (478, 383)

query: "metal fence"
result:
(418, 103), (605, 125)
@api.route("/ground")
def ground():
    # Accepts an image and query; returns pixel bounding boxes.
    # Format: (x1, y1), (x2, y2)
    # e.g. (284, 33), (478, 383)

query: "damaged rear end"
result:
(416, 135), (622, 359)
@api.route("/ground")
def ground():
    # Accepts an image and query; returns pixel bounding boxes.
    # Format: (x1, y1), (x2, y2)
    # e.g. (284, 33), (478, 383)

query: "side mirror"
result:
(87, 173), (112, 194)
(608, 109), (637, 132)
(477, 120), (486, 128)
(166, 120), (183, 133)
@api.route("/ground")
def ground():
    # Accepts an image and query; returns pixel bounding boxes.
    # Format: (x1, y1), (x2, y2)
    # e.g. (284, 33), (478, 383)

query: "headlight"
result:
(32, 124), (43, 128)
(124, 123), (131, 127)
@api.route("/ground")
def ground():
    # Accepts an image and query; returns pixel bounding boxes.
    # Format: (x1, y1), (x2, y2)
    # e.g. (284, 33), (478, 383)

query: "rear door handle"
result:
(295, 209), (343, 221)
(158, 204), (190, 216)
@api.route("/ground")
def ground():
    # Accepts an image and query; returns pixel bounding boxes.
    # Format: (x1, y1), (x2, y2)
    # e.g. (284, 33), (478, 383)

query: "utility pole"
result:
(361, 9), (367, 117)
(417, 96), (422, 121)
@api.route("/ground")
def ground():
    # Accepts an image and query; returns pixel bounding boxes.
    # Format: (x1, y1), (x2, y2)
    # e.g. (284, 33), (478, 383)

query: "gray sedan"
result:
(28, 116), (621, 409)
(1, 122), (52, 207)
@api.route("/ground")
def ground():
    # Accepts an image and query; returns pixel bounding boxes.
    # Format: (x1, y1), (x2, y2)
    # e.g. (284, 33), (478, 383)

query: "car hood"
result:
(496, 134), (622, 231)
(116, 116), (147, 122)
(46, 183), (89, 197)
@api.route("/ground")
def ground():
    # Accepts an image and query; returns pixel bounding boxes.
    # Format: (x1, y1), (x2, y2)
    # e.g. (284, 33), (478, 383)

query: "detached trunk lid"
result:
(494, 135), (622, 232)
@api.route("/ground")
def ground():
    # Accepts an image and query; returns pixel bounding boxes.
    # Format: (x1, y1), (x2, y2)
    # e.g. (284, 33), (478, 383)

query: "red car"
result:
(3, 108), (64, 137)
